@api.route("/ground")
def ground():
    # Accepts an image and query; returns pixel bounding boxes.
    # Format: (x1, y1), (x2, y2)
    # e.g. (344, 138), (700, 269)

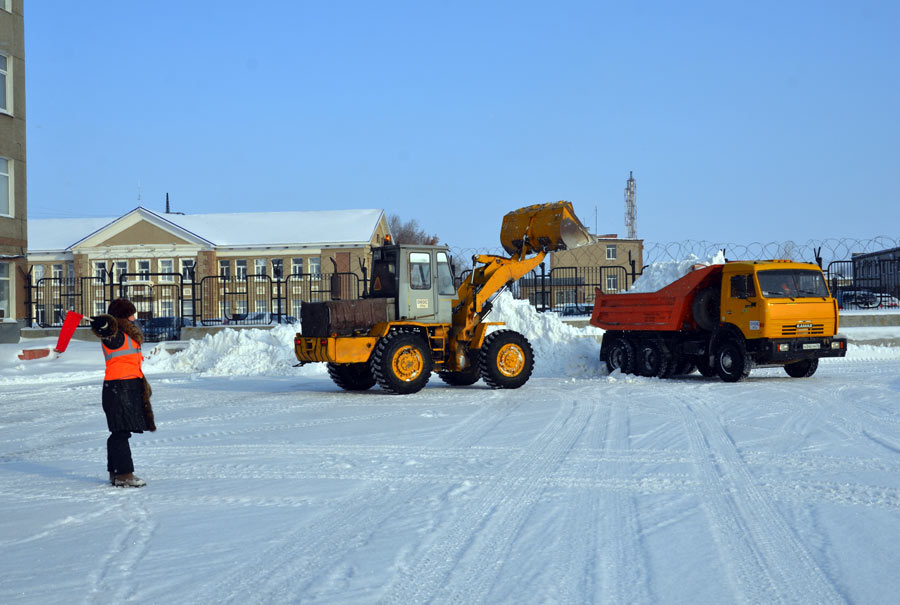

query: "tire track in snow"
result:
(676, 393), (843, 604)
(380, 389), (592, 604)
(594, 399), (653, 604)
(85, 494), (157, 604)
(188, 393), (524, 603)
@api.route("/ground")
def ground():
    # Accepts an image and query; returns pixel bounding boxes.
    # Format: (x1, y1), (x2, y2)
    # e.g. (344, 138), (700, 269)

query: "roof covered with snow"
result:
(27, 207), (387, 251)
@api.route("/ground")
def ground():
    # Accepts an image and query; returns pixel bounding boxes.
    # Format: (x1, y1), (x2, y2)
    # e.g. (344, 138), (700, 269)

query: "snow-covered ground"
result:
(2, 295), (900, 604)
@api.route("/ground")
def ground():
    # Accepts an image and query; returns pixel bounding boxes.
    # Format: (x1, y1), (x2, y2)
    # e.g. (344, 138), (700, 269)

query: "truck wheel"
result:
(605, 337), (635, 374)
(785, 358), (818, 378)
(636, 341), (669, 378)
(438, 352), (482, 386)
(327, 362), (376, 391)
(715, 339), (751, 382)
(479, 330), (534, 389)
(371, 332), (433, 394)
(692, 287), (720, 331)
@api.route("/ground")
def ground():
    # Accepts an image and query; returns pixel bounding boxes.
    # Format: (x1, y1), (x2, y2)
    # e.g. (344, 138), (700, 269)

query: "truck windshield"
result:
(757, 269), (830, 299)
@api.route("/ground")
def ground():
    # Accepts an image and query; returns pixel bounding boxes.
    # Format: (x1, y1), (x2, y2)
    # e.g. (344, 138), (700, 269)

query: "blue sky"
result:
(23, 1), (900, 250)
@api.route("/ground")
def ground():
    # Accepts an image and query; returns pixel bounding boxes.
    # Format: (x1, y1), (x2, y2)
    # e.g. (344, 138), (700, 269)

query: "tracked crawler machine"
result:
(591, 260), (848, 382)
(295, 201), (592, 394)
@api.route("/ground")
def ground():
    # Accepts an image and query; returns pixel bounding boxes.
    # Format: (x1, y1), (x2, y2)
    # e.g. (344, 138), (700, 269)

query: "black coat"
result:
(102, 377), (148, 433)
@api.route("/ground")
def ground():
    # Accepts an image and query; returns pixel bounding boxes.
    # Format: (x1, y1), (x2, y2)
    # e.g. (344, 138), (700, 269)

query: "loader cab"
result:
(368, 244), (456, 324)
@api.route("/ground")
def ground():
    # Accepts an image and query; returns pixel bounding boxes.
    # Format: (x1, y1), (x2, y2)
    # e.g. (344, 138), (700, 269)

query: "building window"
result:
(181, 259), (195, 280)
(160, 300), (174, 317)
(236, 259), (247, 280)
(159, 259), (174, 281)
(32, 264), (45, 284)
(114, 260), (128, 283)
(52, 264), (63, 279)
(606, 273), (619, 292)
(0, 262), (10, 319)
(291, 258), (304, 276)
(94, 261), (108, 283)
(272, 258), (283, 279)
(0, 52), (11, 115)
(606, 245), (617, 261)
(254, 258), (266, 277)
(0, 157), (11, 217)
(134, 260), (149, 279)
(308, 257), (321, 277)
(1, 1), (11, 13)
(219, 260), (230, 279)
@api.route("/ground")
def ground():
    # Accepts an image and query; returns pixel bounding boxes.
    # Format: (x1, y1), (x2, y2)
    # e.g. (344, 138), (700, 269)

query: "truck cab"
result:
(721, 260), (839, 343)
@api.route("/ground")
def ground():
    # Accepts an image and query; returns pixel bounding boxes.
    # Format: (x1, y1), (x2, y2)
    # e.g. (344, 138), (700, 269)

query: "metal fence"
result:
(25, 256), (900, 339)
(825, 258), (900, 310)
(24, 271), (364, 331)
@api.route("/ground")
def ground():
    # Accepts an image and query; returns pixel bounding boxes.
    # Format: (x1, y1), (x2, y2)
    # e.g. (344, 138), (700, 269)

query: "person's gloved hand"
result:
(90, 316), (114, 337)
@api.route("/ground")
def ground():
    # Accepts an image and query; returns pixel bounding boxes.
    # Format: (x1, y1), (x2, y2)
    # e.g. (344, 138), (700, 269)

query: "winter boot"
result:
(113, 473), (147, 488)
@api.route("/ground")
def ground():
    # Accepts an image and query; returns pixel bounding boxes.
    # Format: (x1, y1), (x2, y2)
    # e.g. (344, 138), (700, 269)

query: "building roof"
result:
(27, 207), (387, 251)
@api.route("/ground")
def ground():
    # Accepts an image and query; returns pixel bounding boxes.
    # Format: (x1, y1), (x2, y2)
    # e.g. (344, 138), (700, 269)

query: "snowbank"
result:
(141, 294), (605, 380)
(629, 251), (726, 292)
(145, 325), (325, 378)
(490, 292), (604, 377)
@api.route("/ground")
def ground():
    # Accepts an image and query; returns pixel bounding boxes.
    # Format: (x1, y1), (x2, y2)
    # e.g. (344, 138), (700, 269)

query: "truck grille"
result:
(781, 323), (825, 336)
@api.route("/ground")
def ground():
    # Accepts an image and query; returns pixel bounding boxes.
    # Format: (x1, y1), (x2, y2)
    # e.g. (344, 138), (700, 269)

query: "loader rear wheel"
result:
(371, 332), (433, 394)
(605, 337), (635, 375)
(327, 362), (376, 391)
(480, 330), (534, 389)
(785, 358), (818, 378)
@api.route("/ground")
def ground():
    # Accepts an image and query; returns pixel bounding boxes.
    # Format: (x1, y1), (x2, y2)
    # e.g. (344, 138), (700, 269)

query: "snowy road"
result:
(2, 342), (900, 603)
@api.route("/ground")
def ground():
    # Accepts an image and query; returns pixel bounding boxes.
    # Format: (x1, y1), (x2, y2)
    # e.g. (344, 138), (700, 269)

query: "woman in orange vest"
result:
(91, 298), (156, 488)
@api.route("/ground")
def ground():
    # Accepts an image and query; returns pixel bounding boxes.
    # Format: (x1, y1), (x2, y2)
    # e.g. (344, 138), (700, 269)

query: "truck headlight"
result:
(831, 341), (842, 349)
(778, 343), (790, 352)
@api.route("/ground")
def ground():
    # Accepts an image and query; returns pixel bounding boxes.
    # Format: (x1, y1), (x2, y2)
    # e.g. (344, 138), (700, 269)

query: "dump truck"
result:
(295, 201), (592, 394)
(590, 260), (848, 382)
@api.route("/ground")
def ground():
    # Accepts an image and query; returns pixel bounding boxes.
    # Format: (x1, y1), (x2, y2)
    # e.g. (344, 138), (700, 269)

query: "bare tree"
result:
(388, 214), (440, 245)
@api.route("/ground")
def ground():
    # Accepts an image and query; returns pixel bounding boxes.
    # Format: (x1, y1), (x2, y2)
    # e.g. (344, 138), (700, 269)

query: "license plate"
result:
(802, 343), (820, 350)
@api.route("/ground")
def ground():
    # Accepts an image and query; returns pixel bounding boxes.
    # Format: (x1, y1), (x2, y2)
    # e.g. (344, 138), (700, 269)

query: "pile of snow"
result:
(143, 294), (605, 380)
(489, 292), (604, 377)
(145, 324), (325, 378)
(629, 251), (726, 292)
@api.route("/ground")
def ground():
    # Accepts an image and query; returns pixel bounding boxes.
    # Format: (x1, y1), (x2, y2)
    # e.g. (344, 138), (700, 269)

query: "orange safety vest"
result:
(102, 332), (144, 381)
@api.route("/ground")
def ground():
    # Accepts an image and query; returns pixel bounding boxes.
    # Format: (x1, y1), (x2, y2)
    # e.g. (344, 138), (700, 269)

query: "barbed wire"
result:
(449, 236), (899, 270)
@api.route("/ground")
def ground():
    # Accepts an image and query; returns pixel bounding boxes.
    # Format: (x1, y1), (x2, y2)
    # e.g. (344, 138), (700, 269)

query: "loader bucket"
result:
(500, 201), (593, 256)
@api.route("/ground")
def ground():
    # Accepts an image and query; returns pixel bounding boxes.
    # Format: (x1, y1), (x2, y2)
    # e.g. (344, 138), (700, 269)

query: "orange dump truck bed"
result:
(590, 264), (721, 331)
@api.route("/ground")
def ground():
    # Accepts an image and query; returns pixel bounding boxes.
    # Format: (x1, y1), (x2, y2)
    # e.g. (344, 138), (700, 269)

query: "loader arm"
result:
(450, 250), (547, 347)
(445, 200), (592, 371)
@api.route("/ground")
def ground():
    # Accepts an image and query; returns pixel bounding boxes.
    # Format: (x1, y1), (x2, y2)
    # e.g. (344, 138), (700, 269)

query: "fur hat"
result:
(108, 298), (136, 319)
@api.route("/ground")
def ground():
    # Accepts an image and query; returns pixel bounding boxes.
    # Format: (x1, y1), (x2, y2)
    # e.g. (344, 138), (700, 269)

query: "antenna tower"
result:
(624, 171), (637, 239)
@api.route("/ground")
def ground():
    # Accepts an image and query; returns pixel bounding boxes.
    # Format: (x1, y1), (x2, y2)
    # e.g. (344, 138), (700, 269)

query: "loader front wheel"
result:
(371, 332), (433, 394)
(479, 330), (534, 389)
(327, 362), (376, 391)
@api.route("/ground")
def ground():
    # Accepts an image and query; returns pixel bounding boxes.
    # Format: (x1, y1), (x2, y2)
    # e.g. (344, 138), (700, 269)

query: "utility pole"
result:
(624, 171), (637, 239)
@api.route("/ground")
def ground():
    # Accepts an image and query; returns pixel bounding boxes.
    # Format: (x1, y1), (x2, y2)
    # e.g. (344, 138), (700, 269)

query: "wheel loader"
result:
(294, 201), (592, 394)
